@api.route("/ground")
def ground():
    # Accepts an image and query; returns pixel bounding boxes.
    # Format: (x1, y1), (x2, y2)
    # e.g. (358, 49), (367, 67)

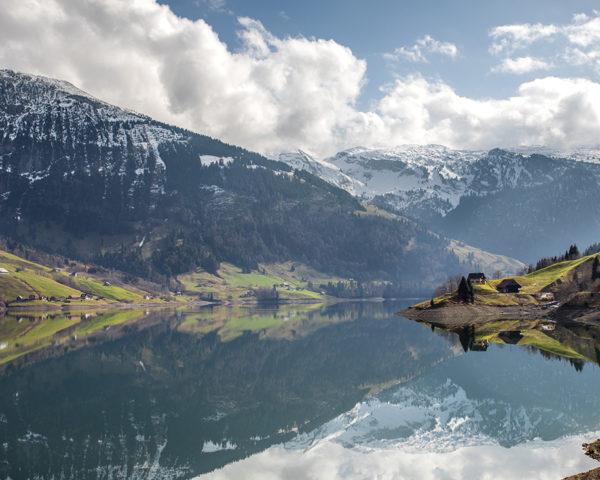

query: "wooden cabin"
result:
(496, 278), (521, 293)
(467, 272), (487, 285)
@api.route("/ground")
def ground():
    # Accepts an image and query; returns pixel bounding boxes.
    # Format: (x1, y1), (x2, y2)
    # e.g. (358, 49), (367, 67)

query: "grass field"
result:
(178, 261), (337, 301)
(0, 249), (161, 305)
(75, 278), (146, 302)
(488, 254), (594, 294)
(424, 253), (600, 308)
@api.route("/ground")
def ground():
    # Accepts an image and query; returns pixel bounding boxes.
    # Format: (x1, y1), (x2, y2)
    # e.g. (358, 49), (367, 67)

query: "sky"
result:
(2, 0), (600, 157)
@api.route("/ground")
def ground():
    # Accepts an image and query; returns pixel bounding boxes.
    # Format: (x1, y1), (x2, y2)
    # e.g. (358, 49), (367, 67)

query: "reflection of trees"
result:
(457, 326), (475, 352)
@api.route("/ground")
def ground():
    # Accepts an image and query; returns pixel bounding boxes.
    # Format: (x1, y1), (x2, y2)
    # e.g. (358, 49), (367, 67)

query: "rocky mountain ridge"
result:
(277, 145), (600, 261)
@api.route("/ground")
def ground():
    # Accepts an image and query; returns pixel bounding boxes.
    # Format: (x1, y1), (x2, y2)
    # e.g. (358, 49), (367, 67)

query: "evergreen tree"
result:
(467, 278), (474, 303)
(457, 276), (470, 303)
(593, 256), (600, 280)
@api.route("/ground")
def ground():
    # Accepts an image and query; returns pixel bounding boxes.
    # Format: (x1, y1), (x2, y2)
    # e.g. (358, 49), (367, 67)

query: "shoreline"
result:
(398, 304), (551, 328)
(398, 303), (600, 328)
(2, 295), (404, 314)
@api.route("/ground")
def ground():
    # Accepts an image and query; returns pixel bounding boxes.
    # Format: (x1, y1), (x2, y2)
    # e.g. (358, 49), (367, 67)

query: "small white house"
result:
(0, 267), (9, 275)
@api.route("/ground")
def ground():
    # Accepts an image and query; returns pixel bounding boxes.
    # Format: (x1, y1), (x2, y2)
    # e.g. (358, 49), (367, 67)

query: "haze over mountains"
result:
(277, 145), (600, 262)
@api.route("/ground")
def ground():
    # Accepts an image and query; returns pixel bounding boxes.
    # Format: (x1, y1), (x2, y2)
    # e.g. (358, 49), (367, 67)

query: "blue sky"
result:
(160, 0), (600, 102)
(2, 0), (600, 156)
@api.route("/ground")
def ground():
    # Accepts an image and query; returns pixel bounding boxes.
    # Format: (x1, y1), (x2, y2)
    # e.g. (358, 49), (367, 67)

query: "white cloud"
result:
(385, 35), (459, 63)
(492, 56), (553, 74)
(490, 11), (600, 74)
(0, 0), (366, 157)
(370, 75), (600, 151)
(565, 11), (600, 47)
(2, 0), (600, 157)
(196, 0), (227, 12)
(489, 23), (558, 55)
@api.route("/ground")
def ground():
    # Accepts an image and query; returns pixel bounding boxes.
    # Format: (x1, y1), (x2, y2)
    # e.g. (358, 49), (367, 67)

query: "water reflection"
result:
(432, 317), (600, 372)
(0, 301), (599, 479)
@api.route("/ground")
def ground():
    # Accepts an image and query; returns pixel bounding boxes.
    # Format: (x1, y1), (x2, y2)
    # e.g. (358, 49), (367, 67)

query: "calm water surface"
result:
(1, 300), (600, 479)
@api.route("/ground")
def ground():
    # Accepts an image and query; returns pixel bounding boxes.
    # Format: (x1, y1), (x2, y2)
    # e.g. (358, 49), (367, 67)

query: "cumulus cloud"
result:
(385, 35), (459, 63)
(0, 0), (366, 156)
(371, 75), (600, 151)
(2, 0), (600, 157)
(491, 56), (553, 74)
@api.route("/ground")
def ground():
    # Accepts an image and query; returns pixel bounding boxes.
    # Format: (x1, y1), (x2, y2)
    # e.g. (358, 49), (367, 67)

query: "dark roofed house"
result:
(496, 278), (521, 293)
(467, 273), (486, 285)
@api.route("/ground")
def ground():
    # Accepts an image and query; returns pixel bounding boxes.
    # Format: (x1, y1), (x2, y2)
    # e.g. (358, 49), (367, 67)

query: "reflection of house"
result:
(470, 339), (489, 351)
(498, 330), (523, 344)
(467, 273), (486, 285)
(496, 279), (521, 293)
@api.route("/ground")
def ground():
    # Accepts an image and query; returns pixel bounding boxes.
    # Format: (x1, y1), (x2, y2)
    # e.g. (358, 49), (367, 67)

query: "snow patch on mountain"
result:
(0, 69), (187, 197)
(276, 144), (600, 221)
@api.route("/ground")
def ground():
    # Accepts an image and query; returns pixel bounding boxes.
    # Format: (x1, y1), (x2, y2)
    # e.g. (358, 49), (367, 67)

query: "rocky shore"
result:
(399, 303), (600, 328)
(563, 438), (600, 480)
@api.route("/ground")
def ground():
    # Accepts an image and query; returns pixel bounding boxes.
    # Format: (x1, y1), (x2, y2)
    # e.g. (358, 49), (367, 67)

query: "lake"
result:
(0, 299), (599, 479)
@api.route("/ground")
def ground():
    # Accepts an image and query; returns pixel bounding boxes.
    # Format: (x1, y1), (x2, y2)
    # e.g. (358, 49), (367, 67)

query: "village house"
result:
(467, 273), (486, 285)
(0, 267), (9, 274)
(496, 278), (521, 293)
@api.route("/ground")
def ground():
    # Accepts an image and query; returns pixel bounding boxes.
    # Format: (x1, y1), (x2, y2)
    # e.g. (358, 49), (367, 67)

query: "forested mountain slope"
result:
(0, 70), (469, 292)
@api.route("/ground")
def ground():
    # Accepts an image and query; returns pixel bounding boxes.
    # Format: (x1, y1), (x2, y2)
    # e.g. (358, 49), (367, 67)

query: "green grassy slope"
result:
(178, 261), (342, 302)
(488, 255), (592, 294)
(418, 253), (600, 309)
(0, 250), (160, 305)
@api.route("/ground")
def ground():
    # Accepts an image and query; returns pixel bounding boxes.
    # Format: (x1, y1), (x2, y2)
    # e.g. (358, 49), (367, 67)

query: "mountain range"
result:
(0, 69), (490, 293)
(277, 146), (600, 262)
(4, 68), (597, 291)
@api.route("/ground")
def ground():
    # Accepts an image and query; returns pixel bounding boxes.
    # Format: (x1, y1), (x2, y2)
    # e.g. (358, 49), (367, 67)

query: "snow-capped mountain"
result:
(0, 69), (184, 200)
(277, 145), (600, 220)
(277, 145), (479, 217)
(277, 145), (600, 261)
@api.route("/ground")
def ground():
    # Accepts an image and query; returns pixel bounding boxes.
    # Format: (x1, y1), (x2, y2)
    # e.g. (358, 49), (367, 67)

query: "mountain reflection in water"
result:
(0, 300), (600, 479)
